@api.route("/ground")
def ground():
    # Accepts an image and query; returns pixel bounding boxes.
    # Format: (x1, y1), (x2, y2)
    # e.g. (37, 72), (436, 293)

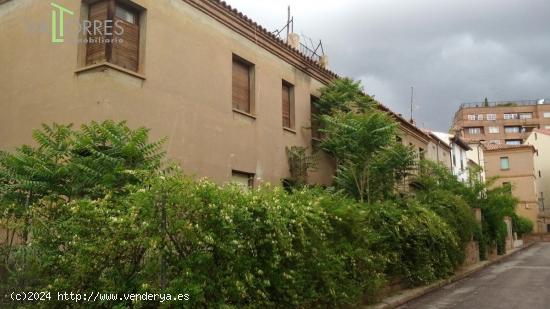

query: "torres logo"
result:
(51, 2), (74, 43)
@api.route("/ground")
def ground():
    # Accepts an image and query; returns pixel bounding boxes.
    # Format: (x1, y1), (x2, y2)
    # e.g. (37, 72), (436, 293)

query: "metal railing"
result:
(459, 99), (549, 109)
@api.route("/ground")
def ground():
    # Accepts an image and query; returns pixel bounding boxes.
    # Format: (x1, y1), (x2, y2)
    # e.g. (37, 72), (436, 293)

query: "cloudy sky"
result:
(225, 0), (550, 131)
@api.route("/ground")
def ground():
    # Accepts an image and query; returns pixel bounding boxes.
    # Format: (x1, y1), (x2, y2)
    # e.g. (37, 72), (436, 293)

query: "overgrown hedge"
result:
(2, 172), (468, 308)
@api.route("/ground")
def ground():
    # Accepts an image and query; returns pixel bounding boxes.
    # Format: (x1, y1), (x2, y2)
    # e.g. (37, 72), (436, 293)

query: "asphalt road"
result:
(400, 242), (550, 309)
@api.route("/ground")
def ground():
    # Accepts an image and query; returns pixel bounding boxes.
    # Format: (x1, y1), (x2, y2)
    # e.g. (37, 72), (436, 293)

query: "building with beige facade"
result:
(0, 0), (438, 188)
(483, 144), (544, 232)
(525, 129), (550, 231)
(452, 100), (550, 146)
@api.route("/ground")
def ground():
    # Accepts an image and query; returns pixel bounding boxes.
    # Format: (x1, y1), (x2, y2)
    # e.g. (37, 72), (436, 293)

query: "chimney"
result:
(287, 33), (300, 50)
(319, 54), (328, 68)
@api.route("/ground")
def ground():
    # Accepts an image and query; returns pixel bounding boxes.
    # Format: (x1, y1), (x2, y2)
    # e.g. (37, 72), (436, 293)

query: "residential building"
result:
(430, 132), (472, 182)
(452, 100), (550, 145)
(525, 129), (550, 228)
(483, 144), (545, 232)
(0, 0), (435, 188)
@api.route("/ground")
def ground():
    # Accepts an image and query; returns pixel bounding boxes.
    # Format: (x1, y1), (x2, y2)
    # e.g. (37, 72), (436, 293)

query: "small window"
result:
(487, 114), (496, 121)
(500, 157), (510, 170)
(231, 170), (254, 189)
(544, 112), (550, 118)
(488, 126), (500, 134)
(504, 126), (521, 133)
(489, 140), (500, 144)
(311, 96), (321, 140)
(539, 170), (542, 178)
(467, 114), (476, 121)
(519, 113), (533, 120)
(232, 55), (254, 114)
(115, 5), (136, 24)
(502, 182), (512, 194)
(468, 127), (481, 135)
(282, 81), (295, 129)
(419, 147), (425, 160)
(476, 114), (484, 120)
(505, 140), (521, 145)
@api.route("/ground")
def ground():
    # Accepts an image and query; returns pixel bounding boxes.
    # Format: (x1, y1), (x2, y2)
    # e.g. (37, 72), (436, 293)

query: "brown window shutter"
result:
(86, 1), (108, 65)
(282, 83), (291, 128)
(232, 59), (251, 113)
(112, 5), (139, 72)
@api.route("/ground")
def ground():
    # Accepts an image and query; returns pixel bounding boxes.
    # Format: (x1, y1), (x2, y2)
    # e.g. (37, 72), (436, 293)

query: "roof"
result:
(182, 0), (339, 84)
(533, 128), (550, 137)
(428, 131), (472, 150)
(421, 130), (452, 150)
(484, 144), (536, 152)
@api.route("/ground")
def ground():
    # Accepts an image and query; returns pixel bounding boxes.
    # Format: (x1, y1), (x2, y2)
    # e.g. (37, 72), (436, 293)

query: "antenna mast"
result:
(410, 86), (414, 123)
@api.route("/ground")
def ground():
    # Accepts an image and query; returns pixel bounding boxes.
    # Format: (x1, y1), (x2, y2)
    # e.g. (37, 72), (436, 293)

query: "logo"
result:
(51, 2), (74, 43)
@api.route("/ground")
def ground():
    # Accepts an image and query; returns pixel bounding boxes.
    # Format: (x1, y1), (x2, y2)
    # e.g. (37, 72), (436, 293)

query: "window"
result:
(489, 140), (500, 144)
(546, 125), (550, 130)
(488, 126), (500, 134)
(468, 127), (481, 135)
(544, 112), (550, 118)
(519, 113), (533, 119)
(503, 113), (519, 120)
(282, 81), (295, 129)
(232, 55), (254, 113)
(504, 126), (520, 133)
(502, 182), (512, 194)
(505, 140), (521, 145)
(539, 170), (542, 178)
(419, 147), (425, 160)
(467, 114), (476, 121)
(487, 114), (497, 120)
(476, 114), (484, 120)
(311, 96), (321, 140)
(500, 157), (510, 170)
(231, 170), (254, 189)
(86, 1), (141, 72)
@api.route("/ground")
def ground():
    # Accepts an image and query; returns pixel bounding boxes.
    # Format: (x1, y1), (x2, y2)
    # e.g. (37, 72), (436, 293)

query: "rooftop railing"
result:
(459, 99), (549, 109)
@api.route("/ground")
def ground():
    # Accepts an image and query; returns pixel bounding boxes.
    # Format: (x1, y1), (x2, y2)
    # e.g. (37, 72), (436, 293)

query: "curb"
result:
(364, 242), (537, 309)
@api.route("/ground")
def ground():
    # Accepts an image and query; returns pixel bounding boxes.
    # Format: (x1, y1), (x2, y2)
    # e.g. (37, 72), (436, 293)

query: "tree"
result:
(315, 78), (416, 202)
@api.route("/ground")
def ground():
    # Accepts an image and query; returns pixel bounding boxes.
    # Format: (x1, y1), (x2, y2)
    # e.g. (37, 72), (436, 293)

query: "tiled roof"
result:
(484, 143), (535, 152)
(533, 128), (550, 136)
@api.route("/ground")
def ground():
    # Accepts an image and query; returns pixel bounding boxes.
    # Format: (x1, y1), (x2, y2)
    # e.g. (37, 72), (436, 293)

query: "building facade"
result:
(525, 129), (550, 226)
(0, 0), (437, 188)
(452, 100), (550, 146)
(430, 132), (472, 182)
(483, 144), (543, 232)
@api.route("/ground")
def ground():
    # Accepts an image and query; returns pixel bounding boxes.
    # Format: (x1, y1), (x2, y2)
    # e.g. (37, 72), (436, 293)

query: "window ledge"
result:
(232, 108), (256, 120)
(283, 127), (296, 134)
(75, 62), (146, 80)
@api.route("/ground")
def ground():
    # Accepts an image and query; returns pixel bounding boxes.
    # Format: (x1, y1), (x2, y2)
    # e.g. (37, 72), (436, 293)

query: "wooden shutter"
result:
(282, 82), (291, 128)
(86, 1), (108, 65)
(232, 59), (251, 113)
(112, 4), (139, 72)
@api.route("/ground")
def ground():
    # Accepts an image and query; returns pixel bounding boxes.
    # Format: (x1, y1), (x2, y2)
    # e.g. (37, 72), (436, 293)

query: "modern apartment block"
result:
(0, 0), (438, 187)
(483, 144), (546, 232)
(452, 100), (550, 146)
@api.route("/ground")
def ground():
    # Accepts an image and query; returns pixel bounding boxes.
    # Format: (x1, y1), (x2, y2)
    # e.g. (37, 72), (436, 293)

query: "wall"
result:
(484, 147), (540, 231)
(0, 0), (334, 186)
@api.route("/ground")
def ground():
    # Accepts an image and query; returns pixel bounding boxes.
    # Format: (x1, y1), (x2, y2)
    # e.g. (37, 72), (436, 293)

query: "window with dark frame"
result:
(310, 96), (321, 140)
(282, 81), (294, 129)
(500, 157), (510, 170)
(231, 170), (254, 189)
(85, 0), (141, 72)
(232, 55), (253, 114)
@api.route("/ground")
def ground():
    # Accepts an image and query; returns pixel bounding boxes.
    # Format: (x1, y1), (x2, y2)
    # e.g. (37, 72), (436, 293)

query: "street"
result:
(400, 243), (550, 309)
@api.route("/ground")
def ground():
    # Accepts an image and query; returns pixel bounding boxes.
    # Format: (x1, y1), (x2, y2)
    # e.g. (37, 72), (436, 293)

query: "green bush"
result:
(513, 215), (533, 236)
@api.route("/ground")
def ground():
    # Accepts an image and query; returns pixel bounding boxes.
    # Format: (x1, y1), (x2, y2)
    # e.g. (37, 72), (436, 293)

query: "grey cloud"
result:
(226, 0), (550, 130)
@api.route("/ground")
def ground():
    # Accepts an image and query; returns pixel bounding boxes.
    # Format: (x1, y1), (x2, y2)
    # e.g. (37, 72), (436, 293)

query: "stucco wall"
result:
(0, 0), (335, 186)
